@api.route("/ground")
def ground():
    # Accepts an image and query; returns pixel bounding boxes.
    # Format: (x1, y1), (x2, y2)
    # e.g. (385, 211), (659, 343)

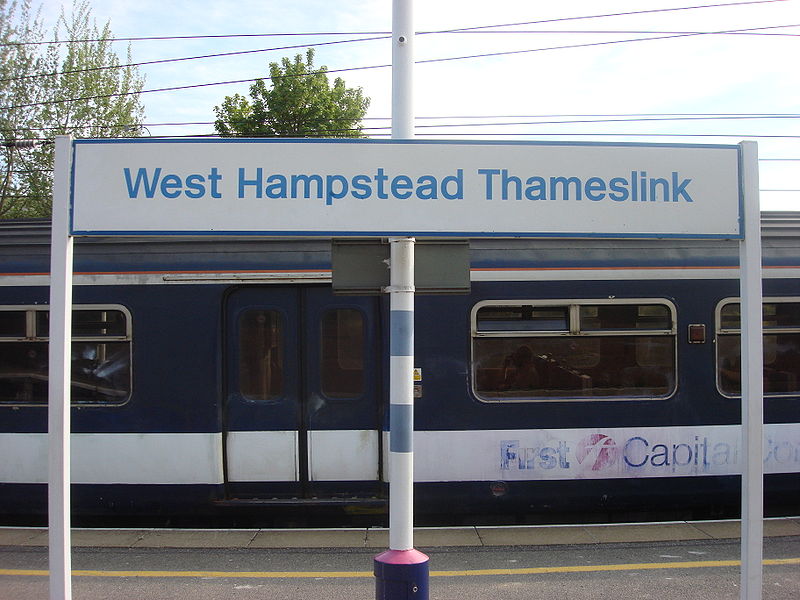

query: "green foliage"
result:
(0, 0), (145, 218)
(214, 49), (370, 138)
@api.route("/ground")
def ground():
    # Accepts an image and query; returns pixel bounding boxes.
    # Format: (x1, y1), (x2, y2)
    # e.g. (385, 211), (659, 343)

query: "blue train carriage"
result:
(0, 214), (798, 524)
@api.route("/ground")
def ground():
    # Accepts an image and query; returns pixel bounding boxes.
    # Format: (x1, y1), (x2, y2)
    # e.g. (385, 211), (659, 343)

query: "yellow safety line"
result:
(1, 558), (798, 579)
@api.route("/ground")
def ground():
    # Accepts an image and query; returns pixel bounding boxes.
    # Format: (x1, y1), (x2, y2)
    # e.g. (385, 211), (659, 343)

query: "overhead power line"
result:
(4, 22), (798, 86)
(421, 0), (790, 35)
(3, 18), (795, 112)
(3, 113), (800, 135)
(0, 35), (389, 84)
(0, 31), (390, 47)
(0, 63), (390, 110)
(1, 0), (788, 46)
(443, 29), (800, 36)
(417, 23), (798, 66)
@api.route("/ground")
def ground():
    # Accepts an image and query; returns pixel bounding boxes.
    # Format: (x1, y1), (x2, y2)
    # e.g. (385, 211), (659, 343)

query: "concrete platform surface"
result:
(0, 517), (798, 550)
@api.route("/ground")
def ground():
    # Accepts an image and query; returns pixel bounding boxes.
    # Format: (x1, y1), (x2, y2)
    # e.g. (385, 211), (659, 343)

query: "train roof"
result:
(2, 212), (800, 242)
(1, 213), (799, 277)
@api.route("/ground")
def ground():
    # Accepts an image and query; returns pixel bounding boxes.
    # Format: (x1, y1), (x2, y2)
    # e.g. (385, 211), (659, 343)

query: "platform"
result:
(1, 517), (798, 550)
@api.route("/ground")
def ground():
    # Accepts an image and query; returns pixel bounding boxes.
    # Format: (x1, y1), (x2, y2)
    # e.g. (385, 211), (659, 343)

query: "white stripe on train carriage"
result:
(0, 430), (381, 484)
(0, 424), (798, 485)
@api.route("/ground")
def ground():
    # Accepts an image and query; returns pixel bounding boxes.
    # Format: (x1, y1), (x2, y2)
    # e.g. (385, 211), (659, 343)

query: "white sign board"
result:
(70, 139), (743, 239)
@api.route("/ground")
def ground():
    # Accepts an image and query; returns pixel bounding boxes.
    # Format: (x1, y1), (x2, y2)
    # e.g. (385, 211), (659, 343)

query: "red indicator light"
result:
(688, 324), (706, 344)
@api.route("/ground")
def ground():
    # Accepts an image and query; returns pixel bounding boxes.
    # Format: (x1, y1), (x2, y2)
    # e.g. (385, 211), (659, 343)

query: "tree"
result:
(0, 0), (145, 219)
(214, 48), (370, 138)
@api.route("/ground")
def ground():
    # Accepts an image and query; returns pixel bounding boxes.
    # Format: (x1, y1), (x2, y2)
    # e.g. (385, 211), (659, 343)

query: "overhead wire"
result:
(4, 19), (797, 111)
(1, 0), (787, 46)
(0, 0), (796, 105)
(0, 34), (390, 84)
(419, 0), (790, 34)
(441, 29), (800, 36)
(416, 23), (799, 66)
(3, 23), (798, 85)
(3, 113), (800, 137)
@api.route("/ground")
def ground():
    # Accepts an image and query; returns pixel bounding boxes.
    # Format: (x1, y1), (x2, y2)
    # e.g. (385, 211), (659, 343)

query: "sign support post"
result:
(739, 140), (764, 600)
(55, 112), (751, 600)
(48, 135), (74, 600)
(374, 1), (430, 598)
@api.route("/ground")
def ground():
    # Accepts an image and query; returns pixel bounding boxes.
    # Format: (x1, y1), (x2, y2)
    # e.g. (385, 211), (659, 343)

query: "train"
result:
(0, 214), (798, 526)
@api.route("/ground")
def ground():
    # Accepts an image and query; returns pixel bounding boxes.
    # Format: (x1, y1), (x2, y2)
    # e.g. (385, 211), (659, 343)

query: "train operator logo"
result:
(576, 434), (620, 471)
(499, 431), (749, 476)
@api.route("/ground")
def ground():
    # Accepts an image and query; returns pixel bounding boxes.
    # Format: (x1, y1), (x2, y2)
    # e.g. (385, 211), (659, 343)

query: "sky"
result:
(34, 0), (800, 211)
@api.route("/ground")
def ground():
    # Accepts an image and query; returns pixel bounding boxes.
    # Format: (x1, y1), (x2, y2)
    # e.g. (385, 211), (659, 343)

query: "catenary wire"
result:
(420, 0), (790, 34)
(2, 21), (796, 85)
(0, 35), (390, 84)
(1, 0), (787, 45)
(3, 18), (796, 111)
(416, 23), (799, 66)
(7, 24), (800, 85)
(1, 0), (794, 84)
(4, 114), (800, 136)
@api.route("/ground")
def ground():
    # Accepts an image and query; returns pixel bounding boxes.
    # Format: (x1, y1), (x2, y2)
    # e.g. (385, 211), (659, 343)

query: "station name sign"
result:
(70, 139), (743, 238)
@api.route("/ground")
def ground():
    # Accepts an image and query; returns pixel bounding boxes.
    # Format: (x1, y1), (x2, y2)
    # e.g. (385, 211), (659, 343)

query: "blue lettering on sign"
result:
(121, 166), (696, 206)
(235, 167), (465, 205)
(123, 167), (222, 199)
(478, 169), (693, 203)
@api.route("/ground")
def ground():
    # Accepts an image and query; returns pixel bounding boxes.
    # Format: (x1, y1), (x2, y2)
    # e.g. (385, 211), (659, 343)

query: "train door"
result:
(223, 286), (383, 500)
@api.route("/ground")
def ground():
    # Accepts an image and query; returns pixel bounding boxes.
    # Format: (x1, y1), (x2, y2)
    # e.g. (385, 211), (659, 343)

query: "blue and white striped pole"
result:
(373, 238), (428, 599)
(374, 1), (429, 598)
(387, 236), (416, 552)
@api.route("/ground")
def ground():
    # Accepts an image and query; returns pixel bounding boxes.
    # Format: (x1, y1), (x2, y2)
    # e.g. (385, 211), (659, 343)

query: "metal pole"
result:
(738, 140), (763, 600)
(391, 0), (414, 140)
(389, 0), (416, 551)
(374, 1), (429, 598)
(48, 135), (74, 600)
(387, 236), (416, 552)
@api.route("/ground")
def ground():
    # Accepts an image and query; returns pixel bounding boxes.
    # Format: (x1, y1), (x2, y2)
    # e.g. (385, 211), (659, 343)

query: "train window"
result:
(0, 306), (132, 405)
(320, 309), (365, 398)
(36, 309), (130, 338)
(477, 306), (568, 333)
(0, 311), (26, 338)
(472, 300), (676, 402)
(239, 309), (284, 401)
(579, 304), (672, 331)
(716, 299), (800, 397)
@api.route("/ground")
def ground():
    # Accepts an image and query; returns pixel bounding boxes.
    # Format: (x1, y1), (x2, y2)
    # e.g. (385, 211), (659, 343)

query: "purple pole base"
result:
(374, 549), (429, 600)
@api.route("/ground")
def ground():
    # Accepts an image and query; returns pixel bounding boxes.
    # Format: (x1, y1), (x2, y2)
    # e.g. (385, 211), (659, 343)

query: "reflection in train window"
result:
(717, 299), (800, 396)
(321, 309), (365, 398)
(239, 309), (284, 401)
(0, 306), (132, 405)
(472, 300), (676, 401)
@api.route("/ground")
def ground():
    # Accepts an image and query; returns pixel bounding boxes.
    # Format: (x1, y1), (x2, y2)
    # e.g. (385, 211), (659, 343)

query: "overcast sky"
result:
(35, 0), (800, 210)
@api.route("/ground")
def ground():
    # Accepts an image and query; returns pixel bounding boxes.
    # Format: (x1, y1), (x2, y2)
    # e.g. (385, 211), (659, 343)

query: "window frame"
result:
(715, 296), (800, 399)
(471, 298), (678, 403)
(0, 304), (133, 407)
